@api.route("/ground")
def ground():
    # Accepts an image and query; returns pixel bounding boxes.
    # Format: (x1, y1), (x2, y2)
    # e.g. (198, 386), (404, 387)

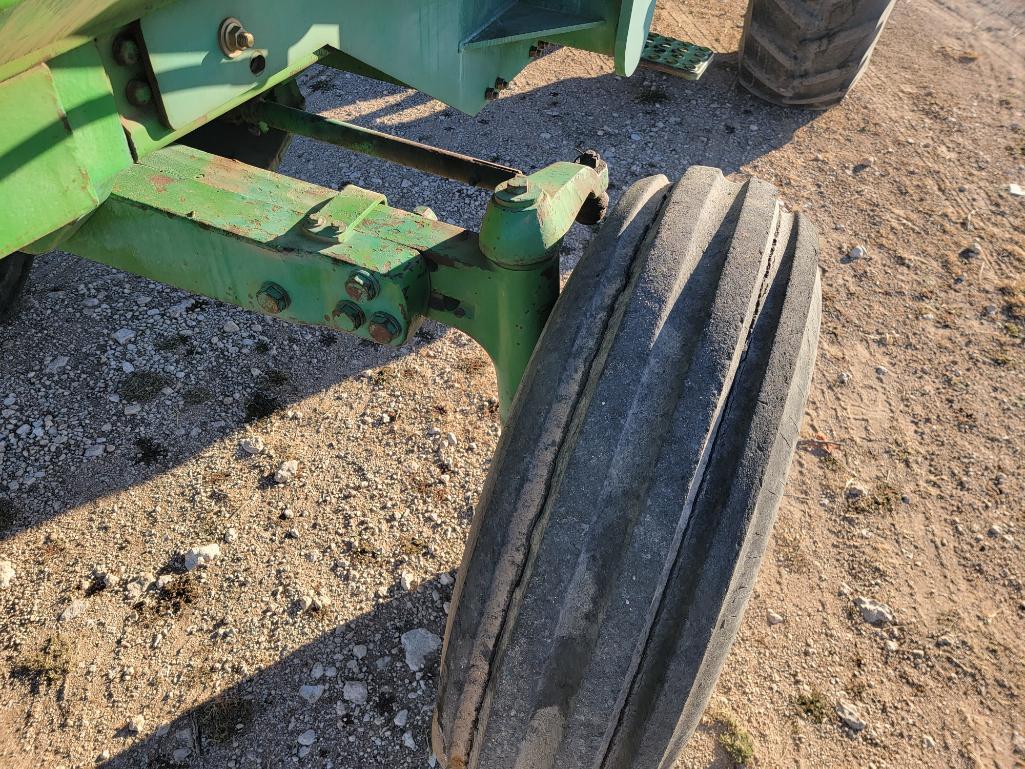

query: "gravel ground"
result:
(2, 1), (1025, 767)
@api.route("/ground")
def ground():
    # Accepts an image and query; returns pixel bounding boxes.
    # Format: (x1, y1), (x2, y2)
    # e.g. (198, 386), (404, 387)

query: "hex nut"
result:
(113, 37), (141, 67)
(345, 270), (379, 303)
(334, 301), (365, 332)
(125, 79), (152, 107)
(368, 312), (401, 344)
(219, 17), (255, 58)
(255, 282), (290, 314)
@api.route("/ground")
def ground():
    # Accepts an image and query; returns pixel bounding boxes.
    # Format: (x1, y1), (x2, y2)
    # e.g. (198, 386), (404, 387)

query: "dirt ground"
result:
(1, 0), (1024, 767)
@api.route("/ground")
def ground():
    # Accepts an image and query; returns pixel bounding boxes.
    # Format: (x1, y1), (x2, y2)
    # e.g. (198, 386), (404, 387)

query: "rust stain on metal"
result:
(149, 174), (175, 193)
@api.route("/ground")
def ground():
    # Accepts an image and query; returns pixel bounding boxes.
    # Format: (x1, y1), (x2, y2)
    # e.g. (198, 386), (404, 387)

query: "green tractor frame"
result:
(0, 1), (895, 766)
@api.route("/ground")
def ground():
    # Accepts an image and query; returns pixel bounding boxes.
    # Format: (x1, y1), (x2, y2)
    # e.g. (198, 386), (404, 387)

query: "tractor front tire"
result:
(0, 252), (34, 324)
(738, 0), (896, 109)
(433, 167), (821, 769)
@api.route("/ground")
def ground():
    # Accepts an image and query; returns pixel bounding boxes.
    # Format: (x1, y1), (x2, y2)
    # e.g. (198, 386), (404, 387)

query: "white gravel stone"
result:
(183, 543), (220, 571)
(296, 729), (316, 746)
(60, 598), (87, 622)
(127, 714), (145, 734)
(854, 596), (895, 626)
(394, 709), (408, 728)
(223, 528), (238, 543)
(836, 701), (866, 731)
(113, 328), (136, 345)
(0, 560), (14, 589)
(402, 730), (417, 750)
(343, 681), (368, 705)
(299, 684), (325, 704)
(767, 610), (784, 626)
(274, 459), (299, 483)
(848, 245), (867, 260)
(400, 571), (415, 591)
(401, 627), (442, 671)
(240, 436), (264, 455)
(352, 644), (367, 659)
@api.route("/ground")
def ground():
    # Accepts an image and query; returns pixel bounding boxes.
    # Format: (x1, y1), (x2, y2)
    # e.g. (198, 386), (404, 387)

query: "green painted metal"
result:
(59, 144), (598, 412)
(250, 100), (522, 191)
(479, 163), (609, 269)
(461, 3), (604, 51)
(0, 42), (132, 257)
(640, 34), (714, 80)
(614, 0), (658, 75)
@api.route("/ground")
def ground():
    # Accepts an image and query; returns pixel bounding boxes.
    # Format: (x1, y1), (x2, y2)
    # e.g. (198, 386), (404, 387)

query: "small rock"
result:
(836, 701), (866, 731)
(1009, 183), (1024, 197)
(935, 634), (954, 648)
(394, 709), (409, 728)
(845, 483), (868, 501)
(274, 459), (299, 483)
(402, 731), (417, 750)
(400, 571), (415, 591)
(439, 573), (454, 587)
(240, 436), (264, 455)
(223, 528), (238, 543)
(352, 644), (367, 659)
(296, 729), (316, 746)
(171, 747), (191, 764)
(60, 598), (87, 622)
(127, 714), (145, 735)
(124, 404), (142, 416)
(222, 320), (240, 333)
(98, 750), (111, 761)
(875, 365), (888, 376)
(124, 574), (154, 601)
(923, 735), (936, 749)
(848, 245), (867, 261)
(987, 524), (1003, 538)
(0, 560), (14, 589)
(343, 681), (368, 705)
(401, 628), (442, 671)
(299, 684), (325, 705)
(183, 543), (220, 571)
(113, 328), (136, 345)
(767, 610), (784, 626)
(854, 597), (895, 626)
(311, 662), (324, 679)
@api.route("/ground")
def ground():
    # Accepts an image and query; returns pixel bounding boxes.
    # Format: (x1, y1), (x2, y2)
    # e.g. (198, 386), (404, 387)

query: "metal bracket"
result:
(59, 143), (606, 415)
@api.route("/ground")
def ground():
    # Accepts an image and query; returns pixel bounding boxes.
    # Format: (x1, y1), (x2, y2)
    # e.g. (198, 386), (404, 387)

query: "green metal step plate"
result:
(639, 33), (713, 80)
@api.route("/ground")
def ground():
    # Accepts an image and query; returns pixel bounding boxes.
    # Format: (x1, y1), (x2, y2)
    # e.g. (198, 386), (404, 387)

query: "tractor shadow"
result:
(1, 49), (821, 769)
(87, 577), (452, 769)
(1, 47), (818, 542)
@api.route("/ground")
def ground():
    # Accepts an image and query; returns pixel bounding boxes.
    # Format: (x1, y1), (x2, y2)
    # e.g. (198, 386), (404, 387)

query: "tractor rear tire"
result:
(0, 252), (34, 324)
(738, 0), (896, 109)
(433, 167), (821, 769)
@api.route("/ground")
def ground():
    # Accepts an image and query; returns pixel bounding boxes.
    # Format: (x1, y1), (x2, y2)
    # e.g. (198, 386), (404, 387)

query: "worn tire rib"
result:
(433, 168), (821, 769)
(738, 0), (896, 108)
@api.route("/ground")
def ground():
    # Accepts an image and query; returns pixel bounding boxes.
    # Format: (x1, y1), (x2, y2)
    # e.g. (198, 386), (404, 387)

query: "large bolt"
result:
(125, 79), (152, 107)
(493, 174), (539, 210)
(219, 17), (255, 57)
(256, 282), (290, 314)
(113, 37), (140, 67)
(367, 312), (401, 344)
(344, 270), (379, 302)
(333, 301), (365, 332)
